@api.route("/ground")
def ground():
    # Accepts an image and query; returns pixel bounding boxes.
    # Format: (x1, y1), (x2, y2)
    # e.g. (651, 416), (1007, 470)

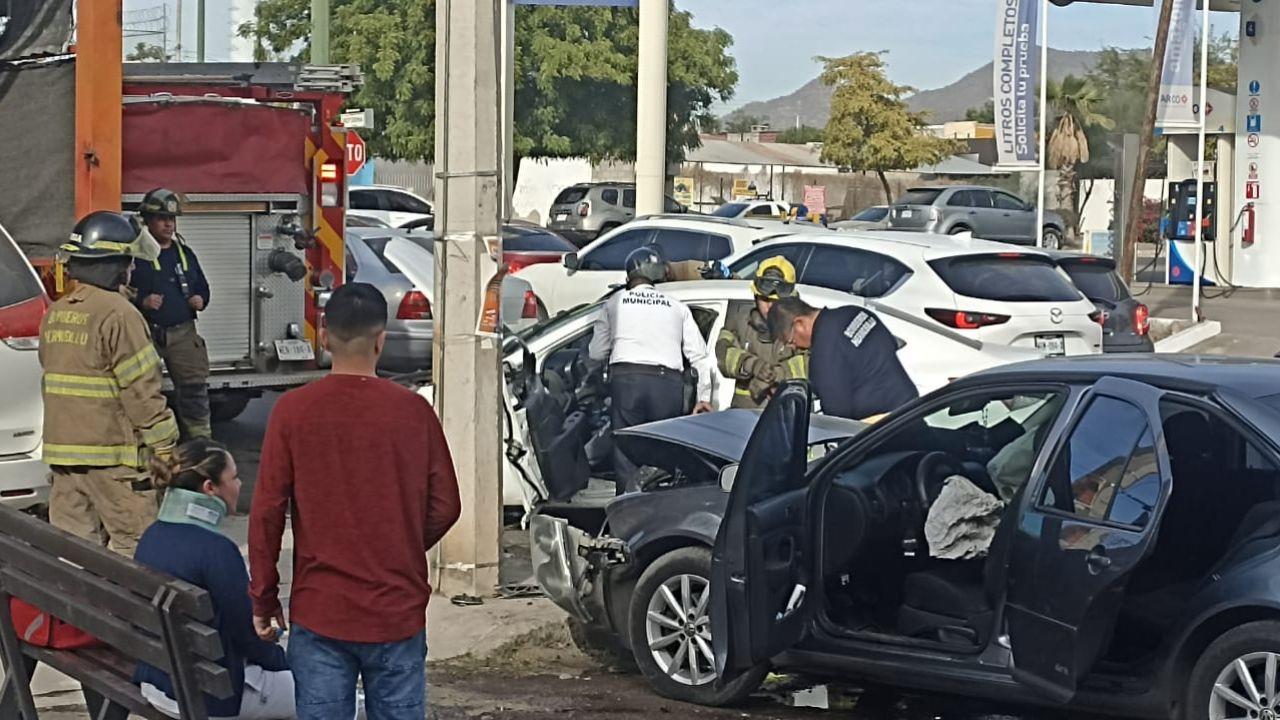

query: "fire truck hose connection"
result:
(267, 249), (307, 282)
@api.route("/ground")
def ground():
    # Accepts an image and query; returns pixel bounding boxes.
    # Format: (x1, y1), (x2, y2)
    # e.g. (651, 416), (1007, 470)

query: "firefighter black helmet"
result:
(138, 188), (183, 218)
(625, 245), (667, 284)
(62, 212), (143, 260)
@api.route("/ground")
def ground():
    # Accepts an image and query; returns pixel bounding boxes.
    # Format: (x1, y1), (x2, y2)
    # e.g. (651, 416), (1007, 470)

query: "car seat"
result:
(895, 498), (1017, 646)
(524, 368), (591, 501)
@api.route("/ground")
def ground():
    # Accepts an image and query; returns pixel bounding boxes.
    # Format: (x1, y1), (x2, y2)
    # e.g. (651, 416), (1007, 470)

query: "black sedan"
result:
(1048, 251), (1154, 353)
(532, 355), (1280, 719)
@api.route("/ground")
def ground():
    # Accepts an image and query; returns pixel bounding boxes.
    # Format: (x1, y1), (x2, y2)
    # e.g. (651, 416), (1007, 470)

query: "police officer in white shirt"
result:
(589, 246), (715, 494)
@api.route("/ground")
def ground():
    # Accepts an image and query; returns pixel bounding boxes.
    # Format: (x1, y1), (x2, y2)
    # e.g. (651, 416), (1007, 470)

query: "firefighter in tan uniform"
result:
(40, 212), (179, 555)
(715, 256), (808, 408)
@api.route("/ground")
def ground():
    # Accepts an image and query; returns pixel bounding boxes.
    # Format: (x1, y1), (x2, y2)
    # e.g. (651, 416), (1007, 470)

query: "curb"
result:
(1154, 319), (1222, 354)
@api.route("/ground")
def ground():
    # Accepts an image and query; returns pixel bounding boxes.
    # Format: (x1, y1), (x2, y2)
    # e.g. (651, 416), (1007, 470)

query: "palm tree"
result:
(1046, 75), (1115, 240)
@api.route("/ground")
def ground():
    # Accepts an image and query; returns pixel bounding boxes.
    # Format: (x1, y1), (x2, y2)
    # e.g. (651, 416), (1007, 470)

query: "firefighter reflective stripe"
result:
(43, 373), (121, 399)
(43, 443), (139, 467)
(734, 387), (753, 398)
(151, 242), (189, 271)
(784, 354), (808, 380)
(112, 344), (161, 387)
(140, 415), (179, 448)
(723, 346), (746, 376)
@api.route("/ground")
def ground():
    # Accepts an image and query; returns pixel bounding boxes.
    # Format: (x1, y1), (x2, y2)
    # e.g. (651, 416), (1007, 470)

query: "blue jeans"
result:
(287, 623), (427, 720)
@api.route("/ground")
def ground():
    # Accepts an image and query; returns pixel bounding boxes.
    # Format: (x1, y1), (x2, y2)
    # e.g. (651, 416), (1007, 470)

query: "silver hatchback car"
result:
(547, 183), (687, 247)
(888, 185), (1067, 249)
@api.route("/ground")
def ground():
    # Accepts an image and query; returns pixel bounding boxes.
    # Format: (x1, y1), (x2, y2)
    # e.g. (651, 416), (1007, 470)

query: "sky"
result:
(678, 0), (1240, 109)
(122, 0), (1239, 107)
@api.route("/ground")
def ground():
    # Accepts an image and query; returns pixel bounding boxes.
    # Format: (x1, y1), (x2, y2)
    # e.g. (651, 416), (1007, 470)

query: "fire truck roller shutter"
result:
(183, 213), (253, 364)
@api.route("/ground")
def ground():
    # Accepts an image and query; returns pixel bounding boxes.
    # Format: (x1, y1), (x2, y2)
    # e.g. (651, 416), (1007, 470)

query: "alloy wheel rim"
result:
(1209, 651), (1280, 720)
(645, 572), (715, 686)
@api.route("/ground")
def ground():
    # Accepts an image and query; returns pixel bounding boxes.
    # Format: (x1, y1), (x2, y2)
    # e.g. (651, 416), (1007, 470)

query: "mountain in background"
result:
(729, 49), (1103, 129)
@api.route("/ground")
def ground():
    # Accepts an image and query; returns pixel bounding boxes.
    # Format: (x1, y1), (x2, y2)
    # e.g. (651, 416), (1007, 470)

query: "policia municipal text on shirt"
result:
(129, 188), (213, 440)
(589, 246), (717, 495)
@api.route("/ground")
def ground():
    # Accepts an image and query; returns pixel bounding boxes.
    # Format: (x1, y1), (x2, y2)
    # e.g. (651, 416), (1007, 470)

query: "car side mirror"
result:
(719, 463), (740, 493)
(563, 252), (580, 273)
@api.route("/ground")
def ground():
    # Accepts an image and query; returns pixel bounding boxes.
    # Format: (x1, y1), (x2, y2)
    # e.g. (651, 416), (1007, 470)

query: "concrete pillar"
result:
(311, 0), (330, 63)
(1235, 2), (1280, 287)
(634, 0), (669, 217)
(432, 0), (503, 598)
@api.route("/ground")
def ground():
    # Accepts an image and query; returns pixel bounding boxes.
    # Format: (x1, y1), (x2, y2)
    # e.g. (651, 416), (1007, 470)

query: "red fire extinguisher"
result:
(1242, 203), (1256, 248)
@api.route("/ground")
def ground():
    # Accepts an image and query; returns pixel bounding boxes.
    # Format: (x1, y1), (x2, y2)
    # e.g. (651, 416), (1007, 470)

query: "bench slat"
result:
(1, 567), (233, 699)
(0, 508), (213, 620)
(0, 533), (224, 663)
(24, 644), (178, 720)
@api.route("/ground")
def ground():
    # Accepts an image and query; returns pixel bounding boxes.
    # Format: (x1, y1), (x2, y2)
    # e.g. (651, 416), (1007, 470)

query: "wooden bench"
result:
(0, 505), (233, 720)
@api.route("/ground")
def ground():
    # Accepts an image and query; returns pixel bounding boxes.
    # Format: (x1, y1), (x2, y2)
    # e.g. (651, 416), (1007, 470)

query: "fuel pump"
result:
(1166, 179), (1219, 285)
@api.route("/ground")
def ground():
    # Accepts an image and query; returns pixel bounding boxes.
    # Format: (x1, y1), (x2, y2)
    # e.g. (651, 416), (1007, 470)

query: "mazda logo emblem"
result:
(1050, 308), (1063, 324)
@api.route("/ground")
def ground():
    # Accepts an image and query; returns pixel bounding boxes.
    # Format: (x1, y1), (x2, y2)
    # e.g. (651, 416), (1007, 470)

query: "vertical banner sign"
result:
(1157, 0), (1198, 129)
(994, 0), (1041, 169)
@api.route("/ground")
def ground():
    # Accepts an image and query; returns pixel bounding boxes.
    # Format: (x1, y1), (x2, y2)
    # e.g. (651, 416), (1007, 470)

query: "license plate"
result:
(900, 209), (913, 219)
(274, 339), (315, 361)
(555, 213), (568, 222)
(1034, 334), (1066, 356)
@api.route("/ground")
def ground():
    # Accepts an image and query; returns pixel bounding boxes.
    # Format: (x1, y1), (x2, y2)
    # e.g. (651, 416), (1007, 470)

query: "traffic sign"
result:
(1249, 133), (1261, 148)
(340, 108), (374, 129)
(346, 130), (367, 176)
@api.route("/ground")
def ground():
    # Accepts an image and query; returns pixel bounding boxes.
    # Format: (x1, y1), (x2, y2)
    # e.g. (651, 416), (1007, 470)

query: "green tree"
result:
(723, 113), (765, 133)
(1082, 33), (1237, 178)
(126, 42), (171, 62)
(817, 53), (957, 203)
(964, 100), (995, 124)
(774, 125), (823, 144)
(237, 1), (737, 165)
(1047, 75), (1114, 238)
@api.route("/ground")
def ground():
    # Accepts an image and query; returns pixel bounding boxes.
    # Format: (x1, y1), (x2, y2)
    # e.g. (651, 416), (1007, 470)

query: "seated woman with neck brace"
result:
(133, 439), (295, 720)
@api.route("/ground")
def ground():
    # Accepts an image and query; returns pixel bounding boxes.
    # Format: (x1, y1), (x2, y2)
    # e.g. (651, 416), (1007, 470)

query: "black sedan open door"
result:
(711, 382), (814, 683)
(1004, 376), (1172, 703)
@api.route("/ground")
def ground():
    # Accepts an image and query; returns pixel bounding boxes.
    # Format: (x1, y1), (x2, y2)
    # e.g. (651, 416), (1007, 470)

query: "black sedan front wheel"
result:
(1186, 621), (1280, 720)
(627, 547), (767, 706)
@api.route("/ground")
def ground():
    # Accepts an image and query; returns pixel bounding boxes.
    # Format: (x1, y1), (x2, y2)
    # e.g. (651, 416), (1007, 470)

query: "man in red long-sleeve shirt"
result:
(248, 282), (460, 720)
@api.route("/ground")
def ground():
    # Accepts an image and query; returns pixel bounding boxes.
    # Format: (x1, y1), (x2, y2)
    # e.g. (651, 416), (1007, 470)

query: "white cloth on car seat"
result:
(924, 476), (1005, 560)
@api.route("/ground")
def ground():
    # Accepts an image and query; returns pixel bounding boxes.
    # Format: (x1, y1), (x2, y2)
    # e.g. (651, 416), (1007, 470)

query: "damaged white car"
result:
(495, 280), (1042, 510)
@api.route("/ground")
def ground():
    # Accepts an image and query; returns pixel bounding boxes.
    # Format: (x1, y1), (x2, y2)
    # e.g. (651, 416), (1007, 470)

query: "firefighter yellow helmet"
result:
(751, 256), (798, 300)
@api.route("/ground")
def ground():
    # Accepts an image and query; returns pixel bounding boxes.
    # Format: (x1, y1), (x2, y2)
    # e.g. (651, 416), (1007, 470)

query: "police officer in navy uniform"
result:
(130, 188), (213, 440)
(589, 246), (716, 494)
(767, 296), (918, 421)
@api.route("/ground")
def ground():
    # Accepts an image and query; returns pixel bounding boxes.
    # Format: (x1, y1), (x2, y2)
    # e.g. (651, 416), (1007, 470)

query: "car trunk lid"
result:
(549, 187), (590, 225)
(888, 189), (944, 230)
